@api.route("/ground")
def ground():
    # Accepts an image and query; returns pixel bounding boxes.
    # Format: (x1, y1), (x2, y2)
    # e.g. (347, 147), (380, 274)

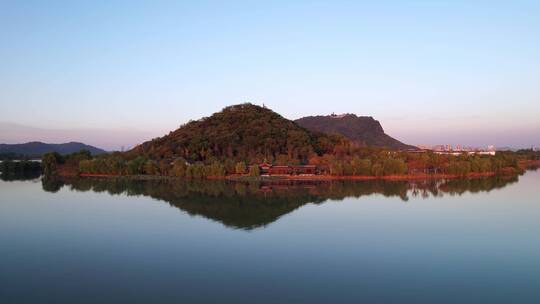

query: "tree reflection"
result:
(39, 175), (520, 230)
(0, 170), (41, 182)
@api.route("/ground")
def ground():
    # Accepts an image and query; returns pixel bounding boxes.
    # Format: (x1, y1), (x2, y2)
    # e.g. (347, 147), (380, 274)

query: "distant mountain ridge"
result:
(0, 141), (107, 156)
(295, 114), (416, 150)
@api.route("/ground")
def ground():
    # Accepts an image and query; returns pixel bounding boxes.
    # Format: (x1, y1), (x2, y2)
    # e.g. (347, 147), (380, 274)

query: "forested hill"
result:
(0, 141), (107, 157)
(129, 103), (343, 163)
(295, 114), (416, 150)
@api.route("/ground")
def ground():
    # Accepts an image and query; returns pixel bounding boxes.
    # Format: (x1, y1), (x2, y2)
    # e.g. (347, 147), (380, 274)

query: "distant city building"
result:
(413, 143), (497, 155)
(416, 145), (431, 150)
(432, 145), (445, 151)
(476, 151), (496, 156)
(414, 143), (496, 156)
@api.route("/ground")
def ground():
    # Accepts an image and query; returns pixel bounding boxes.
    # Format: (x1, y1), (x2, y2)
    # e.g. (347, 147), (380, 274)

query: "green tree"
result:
(69, 149), (92, 161)
(329, 161), (344, 176)
(158, 160), (171, 175)
(249, 165), (260, 177)
(343, 162), (354, 176)
(78, 159), (93, 174)
(352, 158), (372, 175)
(206, 161), (226, 177)
(235, 162), (247, 174)
(170, 158), (187, 177)
(447, 161), (471, 176)
(224, 159), (236, 175)
(143, 160), (159, 175)
(371, 163), (383, 177)
(383, 158), (408, 175)
(42, 152), (63, 176)
(187, 163), (206, 179)
(106, 157), (126, 175)
(127, 156), (147, 175)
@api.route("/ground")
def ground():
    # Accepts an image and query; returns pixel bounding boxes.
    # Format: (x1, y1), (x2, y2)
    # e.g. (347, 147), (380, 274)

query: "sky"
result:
(1, 0), (539, 150)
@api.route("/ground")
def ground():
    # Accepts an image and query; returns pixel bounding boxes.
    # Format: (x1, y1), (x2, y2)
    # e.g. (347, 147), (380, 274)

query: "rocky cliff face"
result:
(295, 114), (415, 150)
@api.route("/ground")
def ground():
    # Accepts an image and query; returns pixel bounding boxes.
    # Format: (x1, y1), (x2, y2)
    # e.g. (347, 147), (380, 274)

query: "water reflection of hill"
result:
(39, 175), (520, 230)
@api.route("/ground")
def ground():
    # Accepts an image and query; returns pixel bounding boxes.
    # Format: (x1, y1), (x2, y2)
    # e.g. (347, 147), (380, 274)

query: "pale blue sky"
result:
(1, 0), (539, 150)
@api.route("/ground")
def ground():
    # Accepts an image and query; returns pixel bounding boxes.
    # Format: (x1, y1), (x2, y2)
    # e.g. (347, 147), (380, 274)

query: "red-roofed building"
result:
(255, 163), (317, 176)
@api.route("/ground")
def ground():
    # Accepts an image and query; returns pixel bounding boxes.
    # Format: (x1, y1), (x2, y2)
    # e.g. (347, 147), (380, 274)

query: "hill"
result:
(0, 141), (107, 157)
(130, 103), (343, 163)
(295, 114), (416, 150)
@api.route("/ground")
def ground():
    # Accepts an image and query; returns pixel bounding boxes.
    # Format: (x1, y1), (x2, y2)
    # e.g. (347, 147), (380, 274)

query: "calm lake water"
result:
(1, 170), (539, 303)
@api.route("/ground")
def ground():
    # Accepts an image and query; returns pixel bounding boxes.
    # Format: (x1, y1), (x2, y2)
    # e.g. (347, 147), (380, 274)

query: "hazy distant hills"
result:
(0, 142), (107, 157)
(295, 114), (416, 150)
(0, 122), (159, 151)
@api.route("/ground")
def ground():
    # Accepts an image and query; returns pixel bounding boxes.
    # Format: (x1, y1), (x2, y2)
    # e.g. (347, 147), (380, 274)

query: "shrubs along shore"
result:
(40, 148), (539, 181)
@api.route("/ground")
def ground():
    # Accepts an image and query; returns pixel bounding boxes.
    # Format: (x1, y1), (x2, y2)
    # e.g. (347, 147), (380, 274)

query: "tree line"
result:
(39, 146), (536, 179)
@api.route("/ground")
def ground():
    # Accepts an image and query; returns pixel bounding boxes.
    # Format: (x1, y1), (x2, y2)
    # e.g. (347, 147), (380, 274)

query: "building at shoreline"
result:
(251, 163), (317, 176)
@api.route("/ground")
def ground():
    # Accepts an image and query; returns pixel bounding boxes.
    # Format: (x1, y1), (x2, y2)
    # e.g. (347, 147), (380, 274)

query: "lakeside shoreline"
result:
(72, 169), (524, 183)
(51, 160), (540, 183)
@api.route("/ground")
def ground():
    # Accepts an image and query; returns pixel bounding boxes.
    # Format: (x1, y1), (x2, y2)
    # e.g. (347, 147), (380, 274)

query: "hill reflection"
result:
(39, 175), (520, 230)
